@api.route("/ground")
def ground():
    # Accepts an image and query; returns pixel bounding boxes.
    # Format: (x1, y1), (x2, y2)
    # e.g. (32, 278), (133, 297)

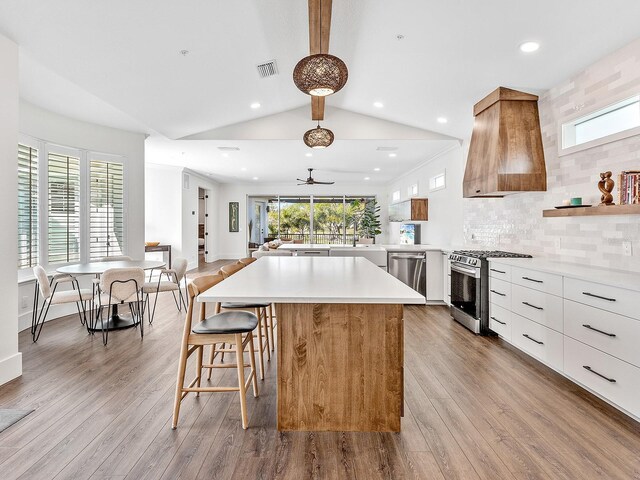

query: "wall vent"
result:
(376, 146), (398, 151)
(256, 60), (278, 78)
(217, 146), (240, 151)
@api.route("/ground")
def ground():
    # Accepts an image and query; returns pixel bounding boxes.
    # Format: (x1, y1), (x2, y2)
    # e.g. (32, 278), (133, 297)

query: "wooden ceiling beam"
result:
(308, 0), (332, 121)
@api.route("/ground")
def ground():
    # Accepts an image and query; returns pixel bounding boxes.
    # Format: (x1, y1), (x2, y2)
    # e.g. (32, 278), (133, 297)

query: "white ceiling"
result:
(2, 0), (640, 183)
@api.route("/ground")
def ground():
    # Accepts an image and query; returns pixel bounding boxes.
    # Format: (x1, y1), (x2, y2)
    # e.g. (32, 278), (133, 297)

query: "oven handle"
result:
(451, 263), (480, 278)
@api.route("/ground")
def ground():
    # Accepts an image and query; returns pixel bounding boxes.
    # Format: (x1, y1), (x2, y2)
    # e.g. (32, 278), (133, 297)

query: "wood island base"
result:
(276, 303), (404, 432)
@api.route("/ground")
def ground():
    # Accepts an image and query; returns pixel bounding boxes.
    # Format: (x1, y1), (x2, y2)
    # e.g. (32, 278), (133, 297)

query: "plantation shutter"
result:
(89, 159), (125, 259)
(17, 144), (39, 268)
(48, 152), (81, 264)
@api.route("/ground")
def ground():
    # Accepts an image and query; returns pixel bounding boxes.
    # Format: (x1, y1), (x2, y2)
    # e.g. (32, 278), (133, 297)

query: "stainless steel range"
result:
(449, 250), (532, 334)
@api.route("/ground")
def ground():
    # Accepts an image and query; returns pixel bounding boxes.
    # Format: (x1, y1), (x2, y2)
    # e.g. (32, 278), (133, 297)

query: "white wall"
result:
(386, 145), (466, 247)
(145, 164), (220, 270)
(0, 33), (21, 385)
(216, 182), (388, 259)
(17, 102), (147, 332)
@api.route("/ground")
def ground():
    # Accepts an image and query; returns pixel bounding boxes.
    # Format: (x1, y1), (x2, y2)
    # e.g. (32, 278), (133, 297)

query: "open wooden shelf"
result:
(543, 204), (640, 217)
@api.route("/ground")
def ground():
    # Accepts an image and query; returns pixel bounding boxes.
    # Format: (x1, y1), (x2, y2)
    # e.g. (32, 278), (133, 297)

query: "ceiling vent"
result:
(376, 146), (398, 151)
(217, 146), (240, 151)
(256, 60), (278, 78)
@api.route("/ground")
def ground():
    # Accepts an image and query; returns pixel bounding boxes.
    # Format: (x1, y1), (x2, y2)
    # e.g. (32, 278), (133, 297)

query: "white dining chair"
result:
(142, 257), (188, 324)
(94, 267), (145, 345)
(31, 265), (93, 343)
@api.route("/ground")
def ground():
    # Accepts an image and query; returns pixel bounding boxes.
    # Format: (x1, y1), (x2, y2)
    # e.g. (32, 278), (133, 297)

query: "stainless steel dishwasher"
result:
(387, 252), (426, 296)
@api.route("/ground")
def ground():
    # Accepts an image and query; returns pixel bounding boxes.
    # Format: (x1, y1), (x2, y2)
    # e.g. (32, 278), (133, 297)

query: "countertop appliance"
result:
(449, 250), (532, 334)
(388, 251), (426, 297)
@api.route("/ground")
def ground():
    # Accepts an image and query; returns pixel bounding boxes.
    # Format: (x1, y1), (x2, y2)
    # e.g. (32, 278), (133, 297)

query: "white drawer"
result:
(488, 262), (511, 281)
(489, 303), (512, 341)
(564, 277), (640, 321)
(489, 278), (511, 310)
(511, 313), (563, 371)
(511, 266), (563, 295)
(511, 284), (563, 332)
(564, 336), (640, 419)
(564, 299), (640, 368)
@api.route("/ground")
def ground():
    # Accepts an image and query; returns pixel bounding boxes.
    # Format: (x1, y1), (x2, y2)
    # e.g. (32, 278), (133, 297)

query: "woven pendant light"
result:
(293, 0), (348, 96)
(303, 124), (334, 149)
(293, 54), (348, 96)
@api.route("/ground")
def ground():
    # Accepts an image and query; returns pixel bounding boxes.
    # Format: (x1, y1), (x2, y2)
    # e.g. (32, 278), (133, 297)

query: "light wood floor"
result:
(0, 260), (639, 479)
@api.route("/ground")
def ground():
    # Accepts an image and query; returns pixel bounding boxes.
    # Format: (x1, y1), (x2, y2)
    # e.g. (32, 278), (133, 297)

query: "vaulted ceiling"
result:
(2, 0), (640, 182)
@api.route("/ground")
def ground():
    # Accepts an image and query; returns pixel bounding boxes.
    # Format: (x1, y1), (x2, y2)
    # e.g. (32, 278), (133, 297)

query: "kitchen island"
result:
(198, 256), (425, 432)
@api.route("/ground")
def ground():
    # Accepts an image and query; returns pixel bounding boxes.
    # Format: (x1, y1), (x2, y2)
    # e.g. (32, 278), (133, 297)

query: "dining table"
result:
(56, 260), (166, 331)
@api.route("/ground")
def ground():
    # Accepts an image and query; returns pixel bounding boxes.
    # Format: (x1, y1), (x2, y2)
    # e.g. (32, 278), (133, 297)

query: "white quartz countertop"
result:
(382, 244), (448, 252)
(198, 256), (426, 304)
(489, 257), (640, 292)
(278, 244), (331, 250)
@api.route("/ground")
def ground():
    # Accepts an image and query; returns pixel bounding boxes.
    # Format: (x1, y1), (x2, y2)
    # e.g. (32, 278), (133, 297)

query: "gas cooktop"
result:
(449, 250), (532, 267)
(451, 250), (533, 259)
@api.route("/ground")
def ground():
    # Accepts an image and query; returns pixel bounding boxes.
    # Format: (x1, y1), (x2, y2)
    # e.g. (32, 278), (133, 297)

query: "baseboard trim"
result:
(0, 352), (23, 386)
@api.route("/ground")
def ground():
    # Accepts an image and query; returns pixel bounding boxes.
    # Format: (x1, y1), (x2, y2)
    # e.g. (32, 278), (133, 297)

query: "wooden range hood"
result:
(463, 87), (547, 198)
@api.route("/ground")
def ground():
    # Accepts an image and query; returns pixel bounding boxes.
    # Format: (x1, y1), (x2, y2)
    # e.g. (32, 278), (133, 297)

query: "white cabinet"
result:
(442, 252), (451, 306)
(512, 313), (563, 371)
(488, 259), (640, 421)
(426, 251), (443, 301)
(511, 284), (563, 333)
(564, 336), (640, 419)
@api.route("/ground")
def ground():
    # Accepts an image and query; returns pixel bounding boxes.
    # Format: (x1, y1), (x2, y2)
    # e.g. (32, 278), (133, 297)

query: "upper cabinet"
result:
(463, 87), (547, 198)
(389, 198), (428, 222)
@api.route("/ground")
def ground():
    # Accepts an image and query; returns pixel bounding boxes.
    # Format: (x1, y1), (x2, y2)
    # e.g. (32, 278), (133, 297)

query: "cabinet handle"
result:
(522, 276), (543, 284)
(490, 268), (506, 274)
(582, 292), (616, 302)
(582, 324), (616, 337)
(490, 289), (506, 297)
(522, 334), (544, 345)
(490, 316), (506, 325)
(583, 366), (616, 383)
(522, 301), (543, 311)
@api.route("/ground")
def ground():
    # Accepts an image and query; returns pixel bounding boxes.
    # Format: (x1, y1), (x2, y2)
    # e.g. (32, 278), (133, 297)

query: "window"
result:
(392, 190), (400, 203)
(562, 95), (640, 151)
(16, 136), (128, 272)
(260, 195), (376, 245)
(429, 171), (446, 192)
(407, 184), (418, 197)
(90, 158), (125, 259)
(48, 151), (81, 264)
(17, 144), (38, 268)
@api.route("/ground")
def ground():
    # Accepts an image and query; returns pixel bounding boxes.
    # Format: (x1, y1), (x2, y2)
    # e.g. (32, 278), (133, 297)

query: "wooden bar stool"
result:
(207, 262), (271, 380)
(172, 274), (259, 430)
(237, 257), (276, 352)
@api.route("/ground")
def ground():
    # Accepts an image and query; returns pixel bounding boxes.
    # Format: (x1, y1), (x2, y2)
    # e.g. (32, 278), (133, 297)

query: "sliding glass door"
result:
(250, 195), (375, 247)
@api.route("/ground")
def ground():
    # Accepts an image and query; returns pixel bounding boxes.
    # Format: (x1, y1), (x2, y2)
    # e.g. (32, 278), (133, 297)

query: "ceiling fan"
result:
(297, 168), (335, 185)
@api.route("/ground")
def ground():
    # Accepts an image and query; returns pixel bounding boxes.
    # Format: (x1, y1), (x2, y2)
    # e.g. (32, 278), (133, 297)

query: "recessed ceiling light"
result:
(222, 153), (229, 158)
(373, 101), (384, 108)
(305, 153), (312, 157)
(241, 167), (247, 171)
(519, 41), (540, 53)
(252, 176), (259, 180)
(364, 177), (370, 181)
(250, 102), (261, 109)
(389, 153), (397, 158)
(437, 117), (448, 124)
(374, 167), (381, 171)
